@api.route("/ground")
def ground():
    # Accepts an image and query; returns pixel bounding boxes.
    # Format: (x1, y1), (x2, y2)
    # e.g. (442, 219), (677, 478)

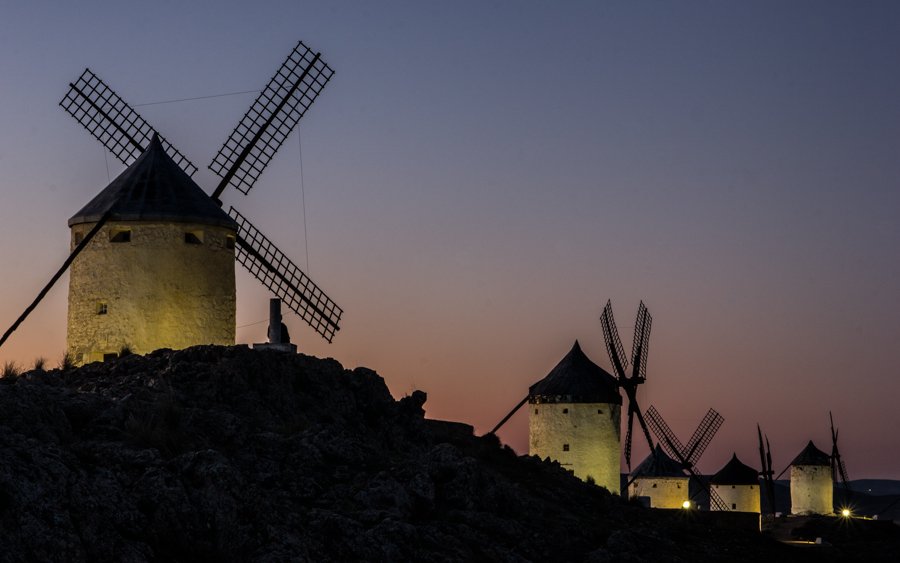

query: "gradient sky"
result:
(1, 1), (898, 479)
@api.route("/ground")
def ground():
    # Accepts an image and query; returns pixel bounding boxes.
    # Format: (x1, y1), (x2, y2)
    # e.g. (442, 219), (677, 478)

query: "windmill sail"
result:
(60, 69), (197, 174)
(600, 300), (628, 378)
(630, 302), (651, 381)
(229, 207), (342, 342)
(645, 405), (728, 511)
(209, 41), (334, 198)
(601, 299), (656, 469)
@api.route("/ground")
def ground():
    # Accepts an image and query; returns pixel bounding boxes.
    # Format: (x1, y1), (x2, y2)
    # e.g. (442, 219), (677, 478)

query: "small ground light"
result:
(841, 508), (851, 517)
(682, 501), (691, 509)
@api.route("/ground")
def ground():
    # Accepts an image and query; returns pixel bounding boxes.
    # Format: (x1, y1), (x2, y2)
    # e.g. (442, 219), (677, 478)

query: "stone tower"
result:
(789, 440), (833, 515)
(67, 136), (238, 365)
(528, 341), (622, 494)
(628, 445), (689, 508)
(710, 453), (761, 515)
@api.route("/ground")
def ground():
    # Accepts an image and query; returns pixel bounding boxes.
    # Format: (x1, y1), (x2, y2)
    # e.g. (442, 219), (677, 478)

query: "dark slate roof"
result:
(711, 453), (759, 485)
(631, 445), (686, 478)
(528, 341), (621, 404)
(69, 135), (237, 229)
(790, 440), (831, 467)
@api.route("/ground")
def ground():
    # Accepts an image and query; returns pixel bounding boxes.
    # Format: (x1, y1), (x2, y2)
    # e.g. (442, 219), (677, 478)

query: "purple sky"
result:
(1, 1), (898, 478)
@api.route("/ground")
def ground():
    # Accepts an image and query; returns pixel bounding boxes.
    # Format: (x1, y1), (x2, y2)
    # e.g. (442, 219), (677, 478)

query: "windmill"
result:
(757, 423), (777, 516)
(830, 411), (852, 504)
(599, 300), (654, 470)
(644, 404), (729, 511)
(0, 41), (342, 354)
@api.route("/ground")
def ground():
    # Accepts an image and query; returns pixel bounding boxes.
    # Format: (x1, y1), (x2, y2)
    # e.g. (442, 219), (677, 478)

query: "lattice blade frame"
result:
(229, 207), (342, 342)
(60, 69), (197, 175)
(630, 302), (652, 381)
(210, 41), (334, 196)
(645, 405), (687, 462)
(692, 467), (730, 511)
(600, 300), (628, 379)
(684, 409), (724, 466)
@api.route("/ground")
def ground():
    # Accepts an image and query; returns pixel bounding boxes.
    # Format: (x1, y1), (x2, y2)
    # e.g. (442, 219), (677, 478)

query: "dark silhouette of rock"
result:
(0, 346), (885, 561)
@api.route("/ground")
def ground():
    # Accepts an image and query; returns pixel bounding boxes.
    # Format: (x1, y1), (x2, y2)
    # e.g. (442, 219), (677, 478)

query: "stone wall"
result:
(630, 476), (690, 509)
(712, 483), (761, 514)
(790, 464), (833, 515)
(67, 220), (236, 364)
(528, 401), (621, 494)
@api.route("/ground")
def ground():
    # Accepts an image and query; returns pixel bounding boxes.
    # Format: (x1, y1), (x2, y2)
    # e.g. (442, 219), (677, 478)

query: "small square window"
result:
(732, 503), (737, 510)
(534, 409), (539, 415)
(110, 230), (131, 243)
(184, 231), (203, 245)
(97, 303), (108, 315)
(226, 235), (236, 250)
(652, 483), (657, 488)
(597, 409), (603, 414)
(562, 408), (569, 414)
(731, 485), (736, 489)
(562, 444), (570, 452)
(73, 232), (84, 245)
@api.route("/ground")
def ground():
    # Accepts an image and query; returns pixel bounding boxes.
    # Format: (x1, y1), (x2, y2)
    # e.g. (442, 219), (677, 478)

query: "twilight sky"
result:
(1, 1), (898, 479)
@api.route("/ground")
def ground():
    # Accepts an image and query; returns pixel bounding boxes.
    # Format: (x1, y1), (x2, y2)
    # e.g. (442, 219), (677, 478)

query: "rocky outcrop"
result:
(0, 346), (839, 561)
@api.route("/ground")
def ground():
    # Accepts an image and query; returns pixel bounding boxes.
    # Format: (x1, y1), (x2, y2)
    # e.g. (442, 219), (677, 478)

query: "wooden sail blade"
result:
(630, 302), (652, 381)
(209, 41), (334, 199)
(59, 69), (197, 174)
(684, 408), (724, 467)
(600, 300), (628, 379)
(645, 404), (686, 462)
(229, 207), (342, 342)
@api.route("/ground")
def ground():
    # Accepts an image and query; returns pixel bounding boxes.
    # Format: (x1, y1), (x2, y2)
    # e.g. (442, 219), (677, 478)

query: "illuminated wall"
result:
(629, 476), (689, 509)
(790, 465), (833, 515)
(712, 483), (761, 514)
(529, 401), (621, 494)
(67, 221), (236, 364)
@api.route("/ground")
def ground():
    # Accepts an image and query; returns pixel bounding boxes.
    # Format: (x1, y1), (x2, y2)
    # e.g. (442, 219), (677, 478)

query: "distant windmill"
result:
(645, 404), (729, 511)
(830, 411), (852, 502)
(599, 300), (654, 469)
(757, 424), (777, 516)
(0, 41), (342, 357)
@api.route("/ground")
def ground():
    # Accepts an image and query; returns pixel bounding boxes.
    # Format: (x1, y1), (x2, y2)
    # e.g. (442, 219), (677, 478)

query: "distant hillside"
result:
(851, 480), (900, 497)
(0, 346), (896, 562)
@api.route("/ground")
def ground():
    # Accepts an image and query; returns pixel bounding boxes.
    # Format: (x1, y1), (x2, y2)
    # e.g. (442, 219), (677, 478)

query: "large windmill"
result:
(645, 404), (729, 511)
(599, 300), (654, 470)
(0, 41), (342, 356)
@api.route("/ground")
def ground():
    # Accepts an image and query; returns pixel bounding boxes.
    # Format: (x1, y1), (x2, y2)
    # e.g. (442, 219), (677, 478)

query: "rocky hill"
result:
(0, 346), (891, 561)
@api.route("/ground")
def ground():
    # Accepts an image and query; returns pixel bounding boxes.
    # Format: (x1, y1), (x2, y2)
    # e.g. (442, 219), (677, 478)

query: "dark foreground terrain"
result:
(0, 346), (896, 562)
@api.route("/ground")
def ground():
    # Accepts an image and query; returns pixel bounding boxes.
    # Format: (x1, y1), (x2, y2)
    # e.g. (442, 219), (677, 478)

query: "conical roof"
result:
(631, 445), (686, 478)
(528, 341), (621, 404)
(790, 440), (831, 467)
(69, 135), (237, 229)
(710, 453), (759, 485)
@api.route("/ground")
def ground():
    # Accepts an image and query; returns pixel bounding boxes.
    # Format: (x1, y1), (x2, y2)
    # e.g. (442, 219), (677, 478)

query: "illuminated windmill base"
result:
(710, 453), (761, 527)
(789, 441), (833, 516)
(528, 342), (623, 494)
(629, 445), (689, 509)
(66, 137), (238, 365)
(67, 221), (236, 364)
